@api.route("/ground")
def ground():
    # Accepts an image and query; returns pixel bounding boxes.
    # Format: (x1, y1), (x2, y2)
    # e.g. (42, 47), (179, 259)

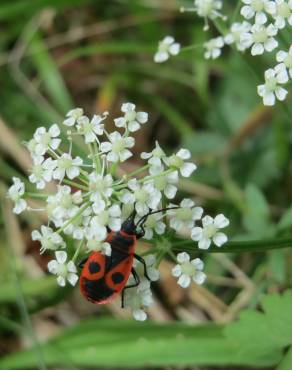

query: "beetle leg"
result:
(78, 257), (88, 269)
(121, 268), (140, 308)
(136, 223), (145, 239)
(134, 254), (151, 281)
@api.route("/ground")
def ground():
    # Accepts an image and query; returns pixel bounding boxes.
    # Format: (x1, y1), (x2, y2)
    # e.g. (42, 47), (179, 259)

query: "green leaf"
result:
(277, 346), (292, 370)
(243, 183), (273, 237)
(225, 290), (292, 358)
(183, 131), (226, 156)
(0, 319), (280, 369)
(278, 205), (292, 230)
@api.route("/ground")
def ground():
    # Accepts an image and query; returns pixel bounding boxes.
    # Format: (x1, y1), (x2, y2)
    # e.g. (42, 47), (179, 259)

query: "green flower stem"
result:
(125, 164), (150, 179)
(212, 18), (228, 36)
(79, 169), (90, 181)
(48, 149), (59, 159)
(139, 246), (156, 257)
(231, 1), (242, 24)
(93, 141), (102, 173)
(88, 143), (100, 174)
(141, 168), (175, 183)
(57, 202), (90, 234)
(24, 192), (49, 199)
(180, 44), (203, 53)
(78, 175), (90, 185)
(63, 179), (88, 191)
(72, 239), (85, 262)
(167, 249), (178, 262)
(155, 249), (166, 268)
(110, 162), (118, 176)
(171, 237), (292, 254)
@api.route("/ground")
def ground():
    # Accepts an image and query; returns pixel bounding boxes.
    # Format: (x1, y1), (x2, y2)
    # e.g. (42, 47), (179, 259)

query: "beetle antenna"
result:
(135, 206), (180, 229)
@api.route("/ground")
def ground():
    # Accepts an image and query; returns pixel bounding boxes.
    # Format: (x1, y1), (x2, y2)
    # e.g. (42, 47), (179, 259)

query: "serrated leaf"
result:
(278, 205), (292, 230)
(277, 346), (292, 370)
(0, 319), (280, 369)
(224, 291), (292, 358)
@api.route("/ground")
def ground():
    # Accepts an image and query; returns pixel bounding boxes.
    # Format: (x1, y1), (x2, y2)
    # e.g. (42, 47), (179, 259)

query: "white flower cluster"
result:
(7, 104), (229, 320)
(210, 0), (292, 105)
(181, 0), (226, 31)
(154, 36), (181, 63)
(156, 0), (292, 106)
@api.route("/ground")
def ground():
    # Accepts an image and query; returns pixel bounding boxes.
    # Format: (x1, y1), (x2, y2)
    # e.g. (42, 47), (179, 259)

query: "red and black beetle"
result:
(79, 208), (175, 307)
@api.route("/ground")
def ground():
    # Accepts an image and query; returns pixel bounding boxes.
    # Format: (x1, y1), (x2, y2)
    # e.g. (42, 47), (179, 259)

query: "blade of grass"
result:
(1, 186), (47, 370)
(29, 32), (73, 113)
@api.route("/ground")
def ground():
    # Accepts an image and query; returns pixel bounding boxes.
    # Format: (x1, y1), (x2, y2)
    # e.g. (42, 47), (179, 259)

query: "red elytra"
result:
(79, 212), (149, 306)
(79, 207), (178, 306)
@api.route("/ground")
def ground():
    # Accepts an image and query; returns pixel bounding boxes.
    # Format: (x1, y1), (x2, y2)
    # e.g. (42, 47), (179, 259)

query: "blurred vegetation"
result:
(0, 0), (292, 369)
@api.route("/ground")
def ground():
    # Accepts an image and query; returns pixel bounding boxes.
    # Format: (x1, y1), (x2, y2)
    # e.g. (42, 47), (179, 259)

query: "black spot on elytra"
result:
(112, 272), (125, 284)
(83, 278), (114, 302)
(89, 262), (100, 274)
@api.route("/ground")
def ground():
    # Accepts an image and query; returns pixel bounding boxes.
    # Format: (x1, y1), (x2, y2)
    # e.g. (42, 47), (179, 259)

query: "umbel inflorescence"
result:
(154, 0), (292, 106)
(7, 104), (229, 320)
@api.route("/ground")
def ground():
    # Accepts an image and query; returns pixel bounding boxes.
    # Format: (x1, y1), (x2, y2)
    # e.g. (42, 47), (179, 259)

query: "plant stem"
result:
(141, 168), (175, 183)
(63, 179), (88, 191)
(72, 239), (85, 262)
(171, 237), (292, 254)
(25, 192), (49, 199)
(57, 202), (90, 233)
(125, 164), (150, 178)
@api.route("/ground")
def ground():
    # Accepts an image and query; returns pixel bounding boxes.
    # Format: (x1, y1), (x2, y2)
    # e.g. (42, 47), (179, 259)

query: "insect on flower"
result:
(79, 207), (177, 306)
(7, 104), (230, 320)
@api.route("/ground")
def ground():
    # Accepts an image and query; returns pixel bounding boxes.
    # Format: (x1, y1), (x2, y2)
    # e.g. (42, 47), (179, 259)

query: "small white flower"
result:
(123, 278), (153, 321)
(165, 148), (197, 177)
(224, 22), (252, 51)
(114, 103), (148, 132)
(240, 0), (270, 24)
(26, 138), (42, 162)
(89, 173), (113, 202)
(63, 108), (84, 127)
(154, 36), (180, 63)
(181, 0), (225, 30)
(88, 204), (122, 241)
(92, 203), (122, 231)
(172, 252), (206, 288)
(257, 65), (289, 105)
(148, 167), (178, 199)
(63, 208), (90, 240)
(47, 185), (82, 223)
(47, 251), (78, 287)
(266, 0), (292, 29)
(86, 239), (112, 256)
(191, 213), (229, 250)
(63, 205), (91, 240)
(100, 131), (135, 163)
(7, 177), (27, 214)
(33, 124), (61, 156)
(76, 113), (107, 143)
(240, 23), (278, 55)
(276, 46), (292, 77)
(142, 212), (166, 240)
(32, 225), (66, 253)
(53, 153), (83, 181)
(120, 179), (161, 216)
(204, 36), (224, 59)
(168, 198), (203, 232)
(141, 141), (166, 168)
(29, 157), (56, 189)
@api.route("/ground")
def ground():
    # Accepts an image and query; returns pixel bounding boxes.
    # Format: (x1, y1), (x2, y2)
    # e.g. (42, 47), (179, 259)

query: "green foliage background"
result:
(0, 0), (292, 369)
